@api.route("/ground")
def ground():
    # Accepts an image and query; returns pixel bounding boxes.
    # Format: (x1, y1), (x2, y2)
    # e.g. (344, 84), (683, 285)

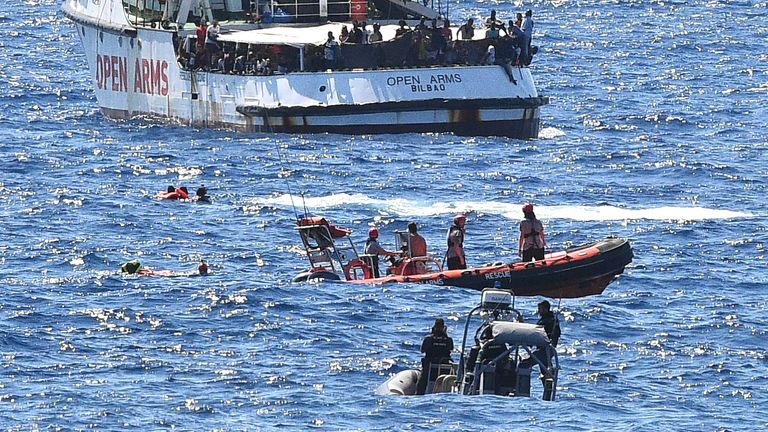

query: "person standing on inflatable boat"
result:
(363, 227), (398, 277)
(446, 214), (467, 270)
(518, 203), (546, 261)
(416, 318), (454, 395)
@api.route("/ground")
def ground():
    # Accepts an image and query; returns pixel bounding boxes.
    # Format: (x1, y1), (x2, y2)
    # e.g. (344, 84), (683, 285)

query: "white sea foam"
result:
(538, 127), (567, 139)
(254, 194), (753, 221)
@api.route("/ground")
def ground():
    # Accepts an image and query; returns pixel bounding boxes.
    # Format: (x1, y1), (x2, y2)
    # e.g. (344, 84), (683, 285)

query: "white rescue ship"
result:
(62, 0), (549, 137)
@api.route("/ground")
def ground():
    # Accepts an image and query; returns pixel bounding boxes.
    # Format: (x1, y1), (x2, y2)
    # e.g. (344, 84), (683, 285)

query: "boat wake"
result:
(254, 193), (753, 221)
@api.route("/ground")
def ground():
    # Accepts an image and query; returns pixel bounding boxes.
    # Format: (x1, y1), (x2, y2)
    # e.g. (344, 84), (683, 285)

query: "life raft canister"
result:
(343, 258), (373, 281)
(297, 216), (352, 238)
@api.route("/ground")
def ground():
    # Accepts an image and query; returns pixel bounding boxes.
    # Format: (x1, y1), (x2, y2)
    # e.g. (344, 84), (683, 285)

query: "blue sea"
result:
(1, 0), (767, 429)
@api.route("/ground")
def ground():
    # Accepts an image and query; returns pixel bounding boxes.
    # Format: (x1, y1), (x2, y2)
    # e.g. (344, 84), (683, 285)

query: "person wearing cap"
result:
(518, 203), (546, 261)
(416, 318), (454, 395)
(446, 214), (467, 270)
(363, 227), (398, 277)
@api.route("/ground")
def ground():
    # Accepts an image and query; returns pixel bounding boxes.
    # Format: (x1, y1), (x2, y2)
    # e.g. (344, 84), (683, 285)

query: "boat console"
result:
(377, 288), (559, 400)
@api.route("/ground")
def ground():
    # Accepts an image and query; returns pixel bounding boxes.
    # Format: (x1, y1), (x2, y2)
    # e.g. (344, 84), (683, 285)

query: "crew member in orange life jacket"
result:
(518, 203), (546, 261)
(446, 214), (467, 270)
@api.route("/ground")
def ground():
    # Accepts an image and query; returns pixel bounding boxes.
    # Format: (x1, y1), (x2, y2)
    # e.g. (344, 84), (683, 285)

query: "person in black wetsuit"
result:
(523, 300), (560, 383)
(536, 300), (560, 347)
(416, 318), (454, 394)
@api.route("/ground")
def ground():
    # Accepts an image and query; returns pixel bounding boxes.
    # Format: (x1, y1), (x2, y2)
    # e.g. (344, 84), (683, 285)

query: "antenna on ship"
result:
(273, 141), (301, 222)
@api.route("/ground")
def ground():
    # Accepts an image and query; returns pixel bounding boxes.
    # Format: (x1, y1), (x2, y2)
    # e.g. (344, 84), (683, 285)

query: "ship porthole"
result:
(319, 85), (326, 92)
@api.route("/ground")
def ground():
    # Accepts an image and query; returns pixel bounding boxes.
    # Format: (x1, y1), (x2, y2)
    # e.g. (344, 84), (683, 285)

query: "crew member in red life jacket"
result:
(416, 318), (454, 395)
(363, 227), (398, 277)
(446, 214), (467, 270)
(518, 203), (546, 261)
(198, 259), (209, 275)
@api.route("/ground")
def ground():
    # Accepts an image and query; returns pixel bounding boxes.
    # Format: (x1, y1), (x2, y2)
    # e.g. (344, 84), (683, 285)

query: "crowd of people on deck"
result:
(176, 9), (538, 74)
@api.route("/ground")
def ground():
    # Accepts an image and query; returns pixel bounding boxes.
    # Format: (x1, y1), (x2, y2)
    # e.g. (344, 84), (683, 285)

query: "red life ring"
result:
(343, 258), (373, 281)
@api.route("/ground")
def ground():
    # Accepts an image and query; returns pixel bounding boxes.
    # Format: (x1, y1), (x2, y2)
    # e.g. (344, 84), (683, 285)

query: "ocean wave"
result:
(253, 193), (753, 221)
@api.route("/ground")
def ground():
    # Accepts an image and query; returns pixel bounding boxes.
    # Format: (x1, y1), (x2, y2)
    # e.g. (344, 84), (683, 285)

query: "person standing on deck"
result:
(407, 222), (428, 258)
(416, 318), (454, 395)
(446, 214), (467, 270)
(518, 203), (546, 261)
(363, 227), (398, 277)
(323, 32), (339, 70)
(457, 18), (475, 40)
(521, 9), (534, 64)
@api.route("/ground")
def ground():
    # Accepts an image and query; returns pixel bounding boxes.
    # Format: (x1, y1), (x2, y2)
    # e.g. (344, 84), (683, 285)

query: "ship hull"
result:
(63, 1), (549, 138)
